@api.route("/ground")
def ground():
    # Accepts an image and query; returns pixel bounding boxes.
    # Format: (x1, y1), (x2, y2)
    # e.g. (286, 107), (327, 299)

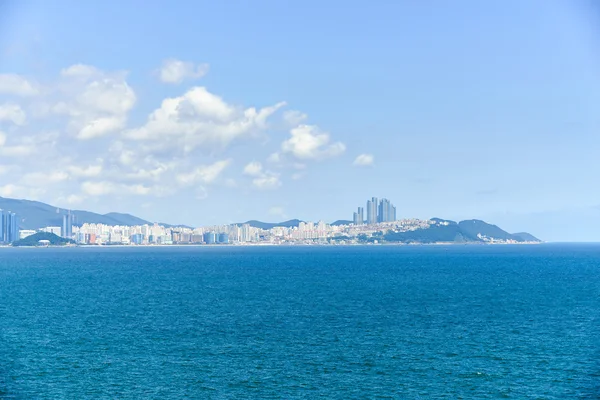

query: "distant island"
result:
(1, 196), (541, 246)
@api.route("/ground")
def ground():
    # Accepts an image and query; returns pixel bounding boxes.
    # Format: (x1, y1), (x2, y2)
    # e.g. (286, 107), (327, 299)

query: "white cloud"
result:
(242, 161), (281, 189)
(0, 103), (26, 125)
(0, 184), (45, 199)
(267, 152), (281, 164)
(81, 181), (116, 196)
(0, 62), (348, 209)
(80, 181), (153, 197)
(67, 164), (103, 178)
(53, 65), (136, 140)
(22, 171), (69, 186)
(291, 172), (305, 180)
(353, 153), (374, 166)
(282, 110), (307, 126)
(243, 161), (263, 177)
(64, 194), (86, 205)
(60, 64), (100, 78)
(125, 86), (285, 153)
(159, 59), (210, 84)
(0, 74), (38, 96)
(176, 159), (231, 186)
(0, 144), (36, 157)
(78, 116), (124, 140)
(281, 124), (345, 160)
(252, 174), (281, 189)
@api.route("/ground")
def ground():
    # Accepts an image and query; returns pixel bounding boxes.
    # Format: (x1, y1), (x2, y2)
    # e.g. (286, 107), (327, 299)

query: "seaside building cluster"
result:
(2, 196), (440, 245)
(26, 218), (431, 245)
(3, 196), (532, 246)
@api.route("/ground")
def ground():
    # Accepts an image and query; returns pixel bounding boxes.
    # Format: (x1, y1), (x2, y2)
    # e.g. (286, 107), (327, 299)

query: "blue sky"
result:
(0, 0), (599, 241)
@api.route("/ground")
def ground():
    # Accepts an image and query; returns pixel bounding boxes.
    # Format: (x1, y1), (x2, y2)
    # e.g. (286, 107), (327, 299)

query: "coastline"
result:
(1, 241), (544, 249)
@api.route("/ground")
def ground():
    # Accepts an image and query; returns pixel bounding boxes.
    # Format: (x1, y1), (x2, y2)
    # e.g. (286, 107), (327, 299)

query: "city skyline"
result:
(0, 1), (599, 241)
(354, 197), (397, 225)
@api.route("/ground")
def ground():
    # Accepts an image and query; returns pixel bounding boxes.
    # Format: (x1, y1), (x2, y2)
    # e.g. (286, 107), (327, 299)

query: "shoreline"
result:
(2, 241), (544, 249)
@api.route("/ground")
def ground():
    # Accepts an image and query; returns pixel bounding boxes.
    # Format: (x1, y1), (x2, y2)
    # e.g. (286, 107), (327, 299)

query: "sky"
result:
(0, 0), (599, 241)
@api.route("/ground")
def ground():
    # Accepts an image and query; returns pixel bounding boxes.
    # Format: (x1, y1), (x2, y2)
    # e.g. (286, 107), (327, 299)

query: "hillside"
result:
(512, 232), (541, 242)
(0, 196), (154, 230)
(237, 219), (303, 229)
(331, 220), (353, 226)
(12, 232), (76, 247)
(384, 219), (541, 244)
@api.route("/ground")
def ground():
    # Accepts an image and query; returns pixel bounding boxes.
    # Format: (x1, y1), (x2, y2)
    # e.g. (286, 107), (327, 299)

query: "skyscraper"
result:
(379, 198), (393, 223)
(361, 197), (397, 225)
(353, 207), (364, 225)
(62, 211), (73, 239)
(0, 209), (19, 243)
(366, 197), (378, 225)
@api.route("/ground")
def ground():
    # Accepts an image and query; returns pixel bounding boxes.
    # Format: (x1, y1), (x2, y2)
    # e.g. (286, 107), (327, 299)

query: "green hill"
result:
(237, 219), (303, 229)
(511, 232), (541, 242)
(384, 219), (541, 244)
(12, 232), (76, 247)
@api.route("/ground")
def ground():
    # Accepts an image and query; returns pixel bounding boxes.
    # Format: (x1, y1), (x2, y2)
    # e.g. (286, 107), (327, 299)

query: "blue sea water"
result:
(1, 244), (599, 399)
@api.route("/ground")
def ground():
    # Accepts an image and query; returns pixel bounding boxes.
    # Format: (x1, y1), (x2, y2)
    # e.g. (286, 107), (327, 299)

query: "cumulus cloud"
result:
(0, 61), (347, 210)
(176, 159), (231, 186)
(0, 184), (45, 199)
(22, 171), (69, 186)
(282, 110), (307, 126)
(243, 161), (263, 177)
(158, 59), (210, 84)
(81, 181), (116, 196)
(125, 86), (285, 154)
(52, 64), (136, 139)
(0, 74), (39, 96)
(80, 181), (153, 197)
(281, 124), (345, 160)
(67, 164), (103, 178)
(60, 64), (100, 78)
(252, 174), (281, 189)
(353, 153), (374, 166)
(0, 103), (27, 125)
(242, 161), (281, 189)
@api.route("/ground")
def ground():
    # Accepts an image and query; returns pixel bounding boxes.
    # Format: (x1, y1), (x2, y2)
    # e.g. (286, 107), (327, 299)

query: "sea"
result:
(0, 244), (599, 399)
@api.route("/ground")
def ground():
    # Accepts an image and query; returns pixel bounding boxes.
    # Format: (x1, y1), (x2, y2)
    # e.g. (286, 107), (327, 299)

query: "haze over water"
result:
(1, 245), (599, 398)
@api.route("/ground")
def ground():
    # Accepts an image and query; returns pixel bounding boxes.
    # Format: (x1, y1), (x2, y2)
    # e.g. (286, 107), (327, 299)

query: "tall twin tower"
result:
(353, 197), (397, 225)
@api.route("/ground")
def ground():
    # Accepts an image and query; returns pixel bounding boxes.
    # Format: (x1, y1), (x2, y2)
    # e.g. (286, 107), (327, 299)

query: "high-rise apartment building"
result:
(62, 212), (73, 239)
(366, 197), (378, 224)
(0, 209), (19, 243)
(353, 207), (364, 225)
(359, 197), (397, 225)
